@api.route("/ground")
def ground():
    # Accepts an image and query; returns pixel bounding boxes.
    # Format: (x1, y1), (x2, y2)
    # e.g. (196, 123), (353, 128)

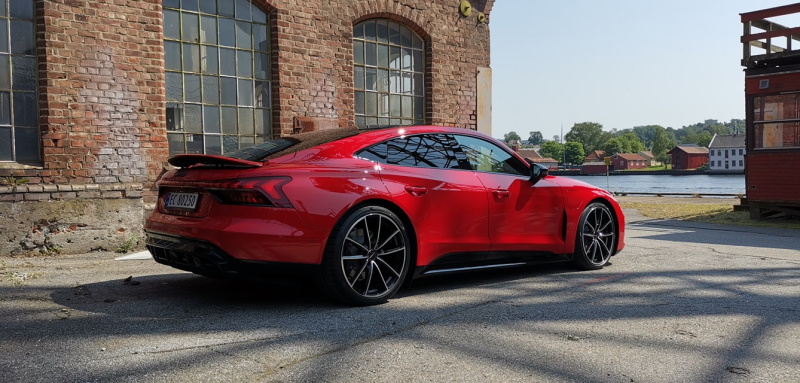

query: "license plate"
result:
(165, 192), (199, 210)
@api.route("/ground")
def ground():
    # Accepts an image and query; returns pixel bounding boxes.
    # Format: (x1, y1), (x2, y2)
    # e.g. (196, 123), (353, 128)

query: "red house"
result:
(584, 150), (606, 163)
(609, 153), (648, 170)
(741, 4), (800, 219)
(667, 145), (708, 170)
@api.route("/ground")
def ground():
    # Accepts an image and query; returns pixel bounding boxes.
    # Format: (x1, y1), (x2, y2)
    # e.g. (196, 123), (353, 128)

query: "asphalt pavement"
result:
(1, 210), (799, 382)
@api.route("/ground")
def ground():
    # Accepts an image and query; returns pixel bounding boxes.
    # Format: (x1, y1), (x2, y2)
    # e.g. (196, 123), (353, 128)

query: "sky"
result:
(489, 0), (799, 141)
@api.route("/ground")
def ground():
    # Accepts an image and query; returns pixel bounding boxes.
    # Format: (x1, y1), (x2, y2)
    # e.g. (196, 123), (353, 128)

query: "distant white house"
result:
(708, 134), (746, 173)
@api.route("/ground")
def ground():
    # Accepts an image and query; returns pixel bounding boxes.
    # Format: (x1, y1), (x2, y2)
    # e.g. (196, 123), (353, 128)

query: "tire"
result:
(319, 205), (411, 306)
(572, 202), (617, 270)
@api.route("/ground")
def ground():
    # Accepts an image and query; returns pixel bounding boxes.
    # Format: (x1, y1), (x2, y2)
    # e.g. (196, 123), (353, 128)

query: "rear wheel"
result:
(572, 202), (617, 270)
(319, 205), (410, 306)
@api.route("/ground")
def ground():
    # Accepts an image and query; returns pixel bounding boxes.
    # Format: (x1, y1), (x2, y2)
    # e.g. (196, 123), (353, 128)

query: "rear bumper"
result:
(145, 231), (318, 279)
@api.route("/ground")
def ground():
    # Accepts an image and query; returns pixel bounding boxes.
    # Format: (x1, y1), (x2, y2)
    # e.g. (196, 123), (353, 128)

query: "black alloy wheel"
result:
(572, 202), (617, 270)
(320, 205), (410, 306)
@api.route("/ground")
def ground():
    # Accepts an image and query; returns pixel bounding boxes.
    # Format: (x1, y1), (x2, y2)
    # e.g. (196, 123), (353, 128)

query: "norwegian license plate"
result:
(165, 192), (199, 210)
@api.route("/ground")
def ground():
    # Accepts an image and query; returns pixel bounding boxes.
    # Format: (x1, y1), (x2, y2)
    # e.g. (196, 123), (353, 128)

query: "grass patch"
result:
(619, 201), (800, 230)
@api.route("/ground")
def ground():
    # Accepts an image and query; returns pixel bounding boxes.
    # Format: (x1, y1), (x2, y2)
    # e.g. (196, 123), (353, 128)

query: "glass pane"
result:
(412, 33), (423, 50)
(200, 15), (217, 45)
(0, 126), (11, 161)
(219, 48), (235, 75)
(254, 108), (269, 135)
(202, 75), (219, 103)
(0, 56), (9, 89)
(200, 0), (216, 14)
(378, 94), (389, 117)
(219, 18), (235, 47)
(186, 134), (203, 154)
(238, 79), (253, 106)
(203, 106), (220, 133)
(401, 48), (411, 70)
(184, 74), (201, 102)
(220, 77), (236, 105)
(219, 0), (234, 17)
(388, 22), (401, 45)
(364, 20), (375, 41)
(166, 72), (183, 101)
(389, 46), (400, 69)
(205, 135), (221, 155)
(389, 94), (399, 117)
(253, 7), (267, 24)
(201, 45), (218, 74)
(184, 104), (202, 133)
(254, 52), (269, 79)
(401, 95), (412, 118)
(236, 21), (251, 49)
(0, 20), (7, 53)
(164, 10), (180, 40)
(239, 136), (254, 149)
(365, 42), (376, 66)
(253, 24), (268, 51)
(223, 135), (239, 153)
(15, 127), (38, 162)
(163, 0), (179, 9)
(10, 0), (33, 19)
(221, 106), (237, 133)
(413, 49), (422, 72)
(389, 70), (400, 93)
(168, 133), (185, 155)
(13, 92), (36, 126)
(377, 69), (388, 92)
(401, 26), (412, 46)
(181, 0), (199, 12)
(10, 20), (34, 55)
(413, 73), (423, 96)
(353, 23), (364, 40)
(378, 117), (389, 127)
(166, 103), (183, 131)
(255, 81), (269, 108)
(378, 44), (388, 68)
(235, 0), (251, 21)
(182, 43), (200, 72)
(402, 72), (412, 94)
(377, 20), (389, 43)
(164, 41), (181, 71)
(365, 68), (376, 91)
(355, 116), (365, 128)
(238, 108), (254, 134)
(0, 91), (9, 124)
(354, 66), (364, 90)
(366, 92), (377, 116)
(182, 13), (200, 43)
(237, 50), (252, 77)
(0, 0), (5, 17)
(354, 91), (364, 114)
(12, 56), (36, 91)
(353, 40), (364, 65)
(414, 97), (424, 120)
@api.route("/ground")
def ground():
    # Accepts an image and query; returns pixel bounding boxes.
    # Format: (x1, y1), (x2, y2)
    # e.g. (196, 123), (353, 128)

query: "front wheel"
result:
(319, 205), (411, 306)
(572, 202), (617, 270)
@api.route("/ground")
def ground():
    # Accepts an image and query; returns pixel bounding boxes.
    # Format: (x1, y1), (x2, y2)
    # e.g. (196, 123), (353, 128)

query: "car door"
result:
(452, 135), (565, 254)
(357, 133), (490, 265)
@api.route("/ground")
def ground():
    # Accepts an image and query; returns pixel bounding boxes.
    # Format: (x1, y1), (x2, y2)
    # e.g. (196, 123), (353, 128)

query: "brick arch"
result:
(352, 11), (431, 41)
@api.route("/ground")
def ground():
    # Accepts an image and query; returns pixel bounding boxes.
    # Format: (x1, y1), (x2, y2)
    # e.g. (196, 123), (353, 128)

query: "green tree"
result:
(528, 131), (543, 145)
(503, 131), (521, 143)
(697, 131), (713, 147)
(652, 126), (676, 168)
(601, 138), (624, 156)
(565, 122), (609, 154)
(618, 132), (645, 153)
(538, 141), (564, 164)
(564, 141), (585, 165)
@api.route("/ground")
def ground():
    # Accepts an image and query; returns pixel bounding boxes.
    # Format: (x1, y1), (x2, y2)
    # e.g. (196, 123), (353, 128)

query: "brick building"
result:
(0, 0), (495, 255)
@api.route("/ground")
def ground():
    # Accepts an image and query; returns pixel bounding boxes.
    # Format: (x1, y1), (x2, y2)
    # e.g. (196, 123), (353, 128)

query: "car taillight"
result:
(207, 177), (293, 208)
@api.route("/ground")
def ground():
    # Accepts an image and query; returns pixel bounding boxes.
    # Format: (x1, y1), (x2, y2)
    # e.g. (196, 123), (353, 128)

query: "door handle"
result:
(404, 186), (428, 196)
(492, 189), (511, 199)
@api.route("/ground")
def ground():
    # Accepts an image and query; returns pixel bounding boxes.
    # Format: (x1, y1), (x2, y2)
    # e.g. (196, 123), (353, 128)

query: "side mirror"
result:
(528, 162), (549, 185)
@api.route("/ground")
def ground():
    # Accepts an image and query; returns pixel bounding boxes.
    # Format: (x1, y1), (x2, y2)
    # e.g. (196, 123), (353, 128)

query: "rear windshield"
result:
(225, 128), (364, 162)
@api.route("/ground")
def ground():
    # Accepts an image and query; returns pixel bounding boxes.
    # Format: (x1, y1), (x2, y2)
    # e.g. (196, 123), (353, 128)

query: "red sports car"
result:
(145, 126), (625, 305)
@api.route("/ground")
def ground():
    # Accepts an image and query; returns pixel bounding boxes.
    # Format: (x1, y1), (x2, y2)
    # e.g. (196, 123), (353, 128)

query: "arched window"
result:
(0, 0), (38, 163)
(353, 19), (424, 128)
(163, 0), (270, 156)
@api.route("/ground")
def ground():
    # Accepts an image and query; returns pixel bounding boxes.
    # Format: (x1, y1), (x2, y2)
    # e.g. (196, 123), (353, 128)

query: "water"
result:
(562, 174), (746, 195)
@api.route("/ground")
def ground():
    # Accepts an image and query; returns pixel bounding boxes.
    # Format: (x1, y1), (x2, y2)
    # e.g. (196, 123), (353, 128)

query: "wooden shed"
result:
(667, 145), (708, 170)
(741, 3), (800, 219)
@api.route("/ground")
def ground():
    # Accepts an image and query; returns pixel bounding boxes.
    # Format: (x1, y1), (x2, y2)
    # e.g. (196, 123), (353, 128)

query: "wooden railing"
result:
(741, 3), (800, 67)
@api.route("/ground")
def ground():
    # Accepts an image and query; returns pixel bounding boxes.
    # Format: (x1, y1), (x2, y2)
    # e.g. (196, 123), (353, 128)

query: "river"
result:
(561, 174), (746, 195)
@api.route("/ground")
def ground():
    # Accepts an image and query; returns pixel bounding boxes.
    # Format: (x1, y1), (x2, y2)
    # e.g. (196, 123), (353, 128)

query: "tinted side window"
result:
(453, 135), (528, 176)
(358, 134), (468, 169)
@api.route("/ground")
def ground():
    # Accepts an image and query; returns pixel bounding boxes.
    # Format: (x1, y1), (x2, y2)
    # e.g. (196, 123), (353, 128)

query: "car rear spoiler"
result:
(168, 154), (265, 169)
